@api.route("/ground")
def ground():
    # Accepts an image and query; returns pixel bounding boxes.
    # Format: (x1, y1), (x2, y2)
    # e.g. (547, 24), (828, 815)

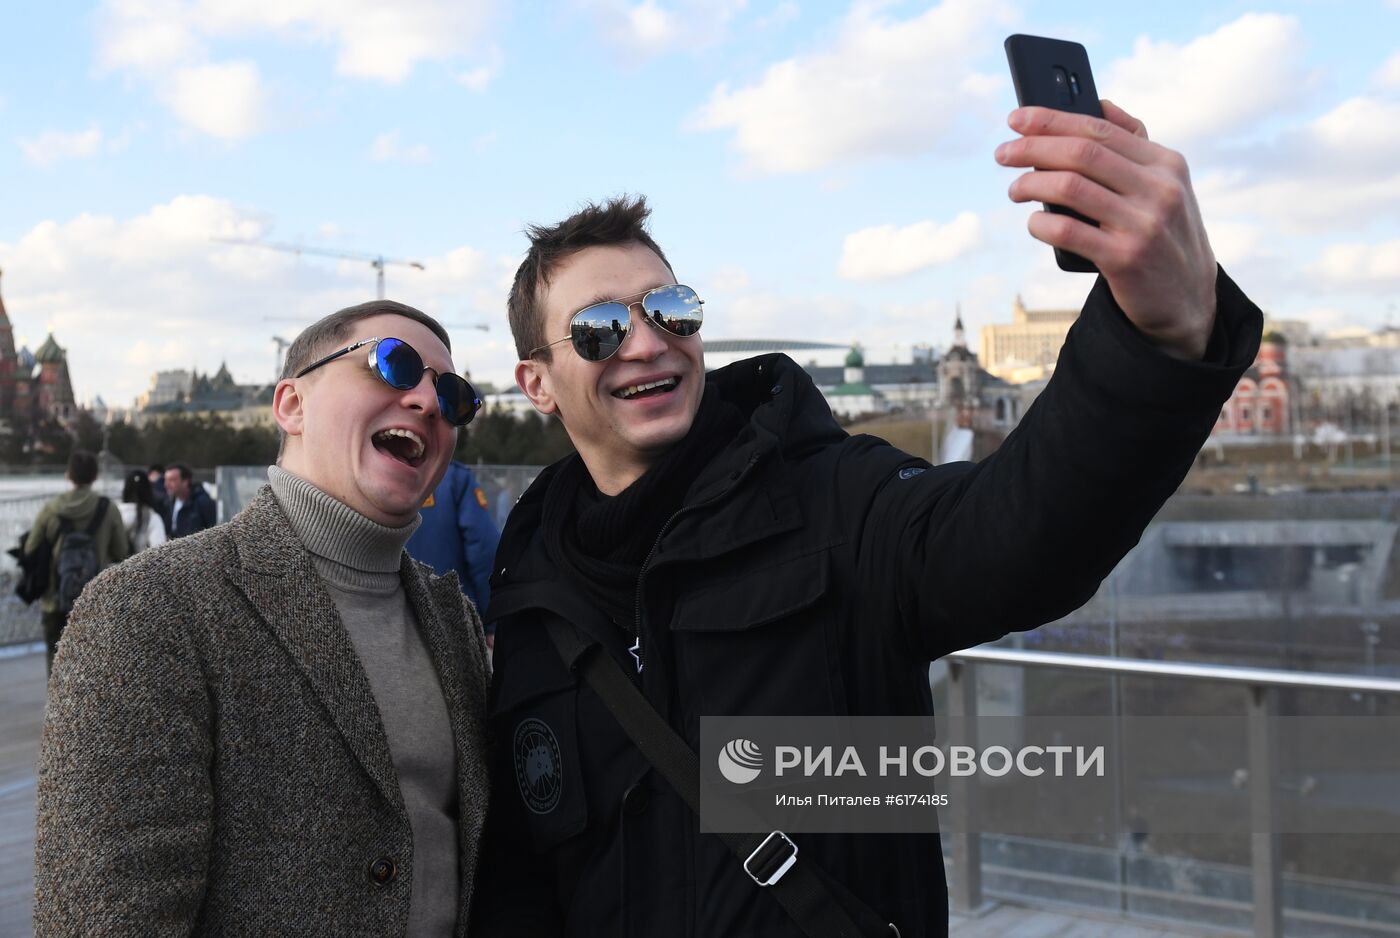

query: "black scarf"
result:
(542, 383), (746, 634)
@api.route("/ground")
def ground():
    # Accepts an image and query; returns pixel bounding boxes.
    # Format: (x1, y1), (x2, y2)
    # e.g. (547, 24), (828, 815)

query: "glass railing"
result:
(939, 648), (1400, 937)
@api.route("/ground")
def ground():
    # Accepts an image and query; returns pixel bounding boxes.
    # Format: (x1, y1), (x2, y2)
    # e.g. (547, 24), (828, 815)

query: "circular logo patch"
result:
(718, 738), (764, 785)
(513, 717), (563, 814)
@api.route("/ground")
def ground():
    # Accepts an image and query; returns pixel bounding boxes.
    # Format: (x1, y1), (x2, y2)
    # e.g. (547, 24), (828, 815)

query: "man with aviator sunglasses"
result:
(36, 300), (492, 938)
(479, 112), (1261, 938)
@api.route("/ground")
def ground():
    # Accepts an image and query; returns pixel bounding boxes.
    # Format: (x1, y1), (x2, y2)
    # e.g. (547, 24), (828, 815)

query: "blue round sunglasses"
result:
(295, 336), (482, 427)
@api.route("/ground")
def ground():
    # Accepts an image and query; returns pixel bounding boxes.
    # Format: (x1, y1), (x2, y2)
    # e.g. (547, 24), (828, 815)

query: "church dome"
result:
(845, 346), (864, 368)
(34, 333), (66, 364)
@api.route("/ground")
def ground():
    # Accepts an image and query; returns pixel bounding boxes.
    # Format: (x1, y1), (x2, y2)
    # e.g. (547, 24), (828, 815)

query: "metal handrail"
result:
(938, 646), (1400, 938)
(947, 646), (1400, 695)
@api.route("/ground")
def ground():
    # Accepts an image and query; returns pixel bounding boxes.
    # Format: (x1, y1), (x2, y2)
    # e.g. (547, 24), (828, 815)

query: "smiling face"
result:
(274, 312), (457, 526)
(516, 242), (705, 494)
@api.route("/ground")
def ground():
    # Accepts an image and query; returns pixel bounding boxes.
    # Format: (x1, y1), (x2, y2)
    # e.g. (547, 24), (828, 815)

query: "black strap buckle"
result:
(744, 831), (798, 887)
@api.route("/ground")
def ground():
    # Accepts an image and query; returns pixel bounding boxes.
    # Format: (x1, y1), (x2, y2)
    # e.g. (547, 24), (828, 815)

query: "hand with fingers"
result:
(996, 99), (1218, 361)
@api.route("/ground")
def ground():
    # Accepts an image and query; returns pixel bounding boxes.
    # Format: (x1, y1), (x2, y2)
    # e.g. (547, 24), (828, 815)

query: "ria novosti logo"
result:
(718, 738), (764, 784)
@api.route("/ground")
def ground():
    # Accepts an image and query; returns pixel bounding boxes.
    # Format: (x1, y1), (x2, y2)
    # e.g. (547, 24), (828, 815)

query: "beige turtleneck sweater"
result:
(269, 466), (459, 938)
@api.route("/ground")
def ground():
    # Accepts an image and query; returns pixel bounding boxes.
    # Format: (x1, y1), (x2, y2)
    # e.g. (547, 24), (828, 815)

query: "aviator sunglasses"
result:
(295, 336), (482, 427)
(529, 283), (704, 362)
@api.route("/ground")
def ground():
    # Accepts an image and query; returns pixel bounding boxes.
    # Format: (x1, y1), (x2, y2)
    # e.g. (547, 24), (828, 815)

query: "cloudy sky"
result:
(3, 0), (1399, 407)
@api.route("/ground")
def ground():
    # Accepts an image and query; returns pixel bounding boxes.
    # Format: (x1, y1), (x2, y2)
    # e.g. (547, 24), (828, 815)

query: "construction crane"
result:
(271, 335), (292, 381)
(215, 237), (425, 299)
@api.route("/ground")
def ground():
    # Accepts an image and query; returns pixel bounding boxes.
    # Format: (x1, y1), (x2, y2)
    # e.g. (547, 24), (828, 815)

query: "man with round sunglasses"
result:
(36, 299), (491, 938)
(477, 111), (1263, 938)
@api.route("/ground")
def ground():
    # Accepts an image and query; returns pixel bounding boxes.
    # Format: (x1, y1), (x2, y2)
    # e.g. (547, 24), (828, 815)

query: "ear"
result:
(273, 378), (307, 437)
(515, 359), (559, 417)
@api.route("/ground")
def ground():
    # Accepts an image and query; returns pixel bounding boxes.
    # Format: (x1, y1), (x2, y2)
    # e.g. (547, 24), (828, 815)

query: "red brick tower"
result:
(33, 333), (77, 424)
(0, 268), (17, 419)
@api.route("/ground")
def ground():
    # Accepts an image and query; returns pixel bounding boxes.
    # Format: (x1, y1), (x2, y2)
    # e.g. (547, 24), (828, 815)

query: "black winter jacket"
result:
(167, 482), (217, 538)
(475, 272), (1262, 937)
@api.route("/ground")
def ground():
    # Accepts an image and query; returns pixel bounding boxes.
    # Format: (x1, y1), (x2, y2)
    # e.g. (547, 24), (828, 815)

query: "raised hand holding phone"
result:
(998, 37), (1218, 361)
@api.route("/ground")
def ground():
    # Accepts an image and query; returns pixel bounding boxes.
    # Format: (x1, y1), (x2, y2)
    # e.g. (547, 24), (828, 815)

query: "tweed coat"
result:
(33, 486), (492, 937)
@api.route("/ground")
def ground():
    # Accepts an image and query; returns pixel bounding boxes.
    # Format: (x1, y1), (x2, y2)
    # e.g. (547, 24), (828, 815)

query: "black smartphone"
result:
(1004, 34), (1102, 273)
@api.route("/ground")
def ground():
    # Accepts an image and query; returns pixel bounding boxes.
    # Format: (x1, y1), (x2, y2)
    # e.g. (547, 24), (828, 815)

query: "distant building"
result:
(800, 315), (1025, 439)
(0, 268), (80, 433)
(137, 361), (274, 427)
(137, 369), (193, 410)
(481, 387), (548, 420)
(1214, 332), (1293, 437)
(823, 346), (888, 420)
(979, 295), (1078, 381)
(1291, 343), (1400, 416)
(940, 314), (1021, 432)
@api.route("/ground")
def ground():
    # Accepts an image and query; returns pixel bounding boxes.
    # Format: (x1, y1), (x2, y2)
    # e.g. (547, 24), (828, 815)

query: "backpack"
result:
(55, 497), (111, 614)
(9, 528), (52, 605)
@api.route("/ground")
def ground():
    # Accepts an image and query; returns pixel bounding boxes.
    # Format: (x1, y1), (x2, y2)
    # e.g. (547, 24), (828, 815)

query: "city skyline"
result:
(2, 1), (1398, 407)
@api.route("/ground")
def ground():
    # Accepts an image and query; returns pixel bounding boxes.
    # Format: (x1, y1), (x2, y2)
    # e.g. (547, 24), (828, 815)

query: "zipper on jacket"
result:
(630, 452), (762, 673)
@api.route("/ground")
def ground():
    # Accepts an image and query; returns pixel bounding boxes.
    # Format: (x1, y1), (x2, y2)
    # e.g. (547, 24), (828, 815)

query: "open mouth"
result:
(372, 427), (426, 467)
(613, 376), (680, 400)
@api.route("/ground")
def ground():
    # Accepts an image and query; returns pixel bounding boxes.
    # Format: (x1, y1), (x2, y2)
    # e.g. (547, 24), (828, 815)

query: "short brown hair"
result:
(279, 299), (451, 381)
(67, 450), (98, 487)
(507, 195), (673, 362)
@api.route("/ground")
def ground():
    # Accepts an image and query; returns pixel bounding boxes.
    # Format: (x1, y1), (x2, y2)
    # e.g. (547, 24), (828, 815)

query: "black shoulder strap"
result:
(86, 497), (111, 536)
(544, 620), (892, 938)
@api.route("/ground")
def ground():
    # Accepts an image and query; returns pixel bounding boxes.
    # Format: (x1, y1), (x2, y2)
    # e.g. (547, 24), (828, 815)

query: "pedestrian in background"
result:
(24, 450), (128, 674)
(121, 469), (167, 552)
(406, 460), (502, 637)
(147, 463), (169, 519)
(163, 462), (216, 537)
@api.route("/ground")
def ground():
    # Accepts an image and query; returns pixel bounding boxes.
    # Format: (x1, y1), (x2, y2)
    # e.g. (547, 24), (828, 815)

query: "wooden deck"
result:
(0, 645), (1225, 938)
(0, 648), (43, 938)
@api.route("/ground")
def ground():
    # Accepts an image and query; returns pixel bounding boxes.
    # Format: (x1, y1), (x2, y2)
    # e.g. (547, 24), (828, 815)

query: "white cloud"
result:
(1191, 89), (1400, 233)
(1203, 221), (1263, 269)
(839, 213), (981, 280)
(192, 0), (496, 83)
(1314, 239), (1400, 290)
(19, 127), (103, 166)
(457, 44), (503, 91)
(369, 130), (431, 163)
(162, 61), (265, 140)
(755, 1), (798, 30)
(690, 0), (1013, 173)
(1309, 95), (1400, 155)
(626, 1), (677, 45)
(1198, 168), (1400, 231)
(0, 196), (513, 405)
(723, 290), (865, 342)
(97, 0), (204, 72)
(583, 0), (745, 58)
(1376, 52), (1400, 88)
(95, 0), (498, 136)
(1102, 13), (1310, 144)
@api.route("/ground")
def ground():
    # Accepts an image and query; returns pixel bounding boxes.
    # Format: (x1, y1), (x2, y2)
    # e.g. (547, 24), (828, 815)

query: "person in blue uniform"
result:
(407, 460), (502, 619)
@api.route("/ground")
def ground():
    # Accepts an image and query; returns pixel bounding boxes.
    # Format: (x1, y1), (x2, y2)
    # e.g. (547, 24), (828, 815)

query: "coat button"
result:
(368, 856), (397, 886)
(623, 784), (650, 817)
